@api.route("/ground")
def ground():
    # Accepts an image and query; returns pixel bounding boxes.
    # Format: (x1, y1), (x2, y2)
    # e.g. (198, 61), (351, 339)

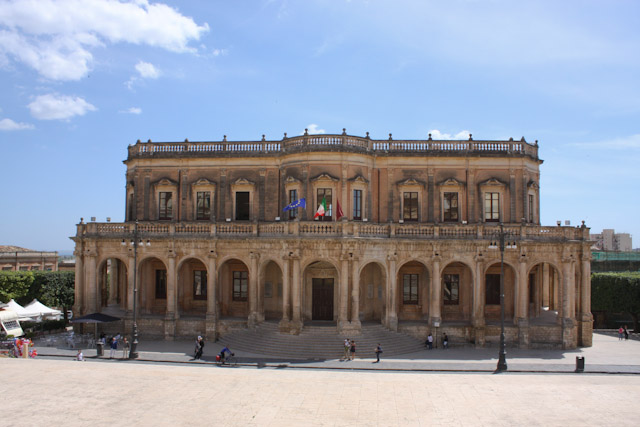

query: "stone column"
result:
(206, 252), (218, 340)
(248, 252), (259, 326)
(561, 256), (576, 349)
(108, 260), (118, 305)
(429, 256), (441, 325)
(86, 251), (97, 313)
(351, 257), (361, 329)
(279, 256), (291, 332)
(73, 248), (84, 315)
(386, 254), (398, 331)
(165, 252), (177, 340)
(341, 165), (348, 220)
(127, 255), (135, 313)
(517, 258), (529, 349)
(542, 263), (550, 307)
(472, 254), (485, 347)
(338, 254), (350, 330)
(579, 251), (593, 346)
(290, 255), (302, 333)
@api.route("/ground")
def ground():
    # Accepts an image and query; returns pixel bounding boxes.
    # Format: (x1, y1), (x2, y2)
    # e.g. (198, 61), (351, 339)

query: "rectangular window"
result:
(353, 189), (362, 220)
(193, 270), (207, 300)
(289, 189), (298, 220)
(484, 192), (499, 222)
(316, 188), (333, 221)
(159, 192), (173, 220)
(485, 274), (500, 305)
(403, 192), (418, 221)
(233, 271), (248, 301)
(528, 194), (534, 223)
(443, 192), (459, 222)
(196, 192), (211, 221)
(403, 274), (419, 304)
(443, 274), (460, 305)
(235, 192), (250, 221)
(155, 269), (167, 299)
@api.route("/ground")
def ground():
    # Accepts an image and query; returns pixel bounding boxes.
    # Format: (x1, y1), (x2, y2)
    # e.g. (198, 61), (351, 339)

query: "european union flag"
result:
(283, 198), (306, 211)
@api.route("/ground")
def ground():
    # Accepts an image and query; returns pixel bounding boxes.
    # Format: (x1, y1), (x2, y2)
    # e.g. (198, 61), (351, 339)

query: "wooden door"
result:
(312, 278), (334, 320)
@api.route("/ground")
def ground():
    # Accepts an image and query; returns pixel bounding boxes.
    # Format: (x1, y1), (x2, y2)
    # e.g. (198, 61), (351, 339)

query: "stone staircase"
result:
(218, 321), (425, 359)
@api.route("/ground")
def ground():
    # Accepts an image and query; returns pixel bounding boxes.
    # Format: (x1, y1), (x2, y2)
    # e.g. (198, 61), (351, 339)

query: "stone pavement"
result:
(33, 330), (640, 374)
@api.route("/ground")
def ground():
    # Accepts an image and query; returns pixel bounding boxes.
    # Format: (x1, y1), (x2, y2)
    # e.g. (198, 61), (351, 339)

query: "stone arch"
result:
(358, 260), (387, 323)
(96, 255), (129, 312)
(138, 256), (168, 315)
(303, 260), (340, 322)
(526, 261), (563, 324)
(218, 258), (250, 318)
(259, 259), (284, 320)
(441, 261), (474, 323)
(396, 260), (430, 321)
(483, 261), (517, 322)
(177, 256), (208, 316)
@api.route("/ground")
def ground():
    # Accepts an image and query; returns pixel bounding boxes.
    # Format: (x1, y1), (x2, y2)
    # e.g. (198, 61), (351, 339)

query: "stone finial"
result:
(184, 138), (189, 142)
(137, 139), (141, 143)
(521, 136), (525, 142)
(262, 134), (266, 141)
(304, 128), (309, 136)
(389, 133), (393, 140)
(342, 128), (347, 135)
(535, 140), (539, 146)
(365, 131), (370, 139)
(509, 137), (514, 141)
(80, 217), (84, 224)
(147, 139), (152, 143)
(223, 135), (227, 142)
(283, 132), (287, 139)
(468, 134), (473, 140)
(428, 133), (432, 140)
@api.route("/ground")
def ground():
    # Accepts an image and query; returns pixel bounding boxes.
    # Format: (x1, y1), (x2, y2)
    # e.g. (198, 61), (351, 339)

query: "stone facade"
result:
(71, 131), (593, 348)
(0, 246), (58, 271)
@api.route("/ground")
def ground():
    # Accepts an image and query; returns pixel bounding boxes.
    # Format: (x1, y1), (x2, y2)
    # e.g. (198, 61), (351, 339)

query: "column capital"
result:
(387, 253), (398, 262)
(249, 251), (260, 260)
(207, 250), (218, 259)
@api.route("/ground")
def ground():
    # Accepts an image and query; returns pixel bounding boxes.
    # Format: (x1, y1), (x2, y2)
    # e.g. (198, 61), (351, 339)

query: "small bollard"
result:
(575, 356), (585, 373)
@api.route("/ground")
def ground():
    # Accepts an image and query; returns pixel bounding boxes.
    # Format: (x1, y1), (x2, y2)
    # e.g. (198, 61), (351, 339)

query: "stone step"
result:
(219, 321), (425, 359)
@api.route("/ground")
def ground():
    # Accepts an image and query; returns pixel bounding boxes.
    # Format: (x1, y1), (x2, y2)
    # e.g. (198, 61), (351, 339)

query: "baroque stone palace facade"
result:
(72, 131), (593, 349)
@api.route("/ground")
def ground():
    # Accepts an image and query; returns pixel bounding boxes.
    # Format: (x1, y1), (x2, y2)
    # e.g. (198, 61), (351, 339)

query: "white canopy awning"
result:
(5, 299), (33, 322)
(23, 299), (62, 320)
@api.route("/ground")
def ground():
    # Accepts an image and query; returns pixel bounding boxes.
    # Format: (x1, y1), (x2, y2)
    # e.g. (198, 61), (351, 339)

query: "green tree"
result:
(0, 271), (34, 303)
(592, 272), (640, 331)
(39, 271), (75, 321)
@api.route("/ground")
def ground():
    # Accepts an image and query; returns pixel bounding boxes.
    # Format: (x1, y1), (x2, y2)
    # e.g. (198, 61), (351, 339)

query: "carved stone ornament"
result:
(153, 177), (178, 187)
(527, 180), (539, 190)
(284, 175), (301, 184)
(396, 177), (424, 187)
(233, 177), (255, 186)
(438, 177), (465, 187)
(479, 178), (506, 188)
(310, 173), (339, 183)
(348, 175), (369, 184)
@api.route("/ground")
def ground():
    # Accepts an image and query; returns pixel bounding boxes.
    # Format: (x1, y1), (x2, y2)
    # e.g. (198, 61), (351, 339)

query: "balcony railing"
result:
(77, 221), (587, 242)
(128, 134), (539, 159)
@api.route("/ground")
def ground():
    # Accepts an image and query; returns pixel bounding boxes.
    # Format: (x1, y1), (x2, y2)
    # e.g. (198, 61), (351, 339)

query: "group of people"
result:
(341, 339), (383, 362)
(192, 335), (234, 364)
(425, 333), (449, 350)
(98, 332), (129, 359)
(618, 325), (630, 341)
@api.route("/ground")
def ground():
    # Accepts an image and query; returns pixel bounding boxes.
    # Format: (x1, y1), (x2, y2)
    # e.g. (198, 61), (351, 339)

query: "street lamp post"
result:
(122, 220), (144, 359)
(488, 223), (517, 372)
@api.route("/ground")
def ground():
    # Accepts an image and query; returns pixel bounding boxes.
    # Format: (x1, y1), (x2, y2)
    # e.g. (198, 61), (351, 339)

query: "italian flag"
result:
(314, 196), (327, 218)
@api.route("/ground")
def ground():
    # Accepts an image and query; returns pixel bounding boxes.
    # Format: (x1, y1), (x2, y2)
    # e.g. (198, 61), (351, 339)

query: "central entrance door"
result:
(312, 278), (334, 320)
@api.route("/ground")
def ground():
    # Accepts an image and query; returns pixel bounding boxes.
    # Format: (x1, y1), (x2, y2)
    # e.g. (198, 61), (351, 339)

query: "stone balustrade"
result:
(128, 134), (539, 159)
(82, 221), (586, 242)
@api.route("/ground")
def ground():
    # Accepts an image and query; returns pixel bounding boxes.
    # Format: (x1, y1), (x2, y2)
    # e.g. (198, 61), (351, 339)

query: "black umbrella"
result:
(71, 313), (121, 323)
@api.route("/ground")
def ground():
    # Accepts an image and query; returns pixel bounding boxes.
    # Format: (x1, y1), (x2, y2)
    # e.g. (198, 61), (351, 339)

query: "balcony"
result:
(76, 221), (587, 242)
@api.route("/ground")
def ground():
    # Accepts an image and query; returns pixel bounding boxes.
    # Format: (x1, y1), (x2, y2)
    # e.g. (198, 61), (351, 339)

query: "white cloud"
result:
(428, 129), (471, 140)
(120, 107), (142, 114)
(0, 118), (34, 130)
(28, 93), (96, 120)
(135, 61), (159, 79)
(304, 124), (326, 135)
(0, 0), (209, 81)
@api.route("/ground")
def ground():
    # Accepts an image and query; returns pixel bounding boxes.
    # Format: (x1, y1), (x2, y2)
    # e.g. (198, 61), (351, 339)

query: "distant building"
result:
(0, 246), (59, 271)
(590, 229), (632, 252)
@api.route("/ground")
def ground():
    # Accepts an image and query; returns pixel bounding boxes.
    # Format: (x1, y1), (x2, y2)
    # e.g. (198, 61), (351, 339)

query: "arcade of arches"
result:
(76, 238), (592, 349)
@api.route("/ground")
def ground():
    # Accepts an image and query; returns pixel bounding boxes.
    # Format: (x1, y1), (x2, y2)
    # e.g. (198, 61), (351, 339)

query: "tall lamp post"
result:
(122, 220), (149, 359)
(488, 223), (517, 372)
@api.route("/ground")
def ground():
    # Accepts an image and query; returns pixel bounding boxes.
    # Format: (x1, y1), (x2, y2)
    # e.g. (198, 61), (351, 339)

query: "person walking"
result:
(442, 333), (449, 349)
(350, 340), (356, 360)
(374, 343), (382, 363)
(426, 333), (433, 350)
(109, 337), (118, 358)
(618, 326), (624, 340)
(343, 338), (351, 361)
(121, 337), (129, 359)
(624, 325), (629, 340)
(194, 336), (205, 360)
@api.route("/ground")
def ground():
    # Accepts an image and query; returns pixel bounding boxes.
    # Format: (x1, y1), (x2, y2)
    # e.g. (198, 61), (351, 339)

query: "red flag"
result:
(336, 199), (344, 220)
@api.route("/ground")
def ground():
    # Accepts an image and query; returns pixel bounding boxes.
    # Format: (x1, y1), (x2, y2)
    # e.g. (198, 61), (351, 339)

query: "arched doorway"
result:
(397, 261), (430, 321)
(441, 261), (473, 323)
(527, 262), (562, 324)
(218, 258), (250, 318)
(260, 260), (283, 320)
(359, 262), (386, 322)
(177, 257), (208, 316)
(138, 256), (168, 315)
(97, 257), (128, 311)
(303, 261), (339, 321)
(484, 262), (516, 323)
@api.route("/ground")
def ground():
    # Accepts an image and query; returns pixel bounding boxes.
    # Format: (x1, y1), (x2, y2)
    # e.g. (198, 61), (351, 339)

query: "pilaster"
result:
(386, 252), (398, 331)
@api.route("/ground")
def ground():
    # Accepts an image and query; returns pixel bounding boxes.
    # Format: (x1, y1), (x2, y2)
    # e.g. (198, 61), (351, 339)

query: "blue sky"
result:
(1, 0), (638, 251)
